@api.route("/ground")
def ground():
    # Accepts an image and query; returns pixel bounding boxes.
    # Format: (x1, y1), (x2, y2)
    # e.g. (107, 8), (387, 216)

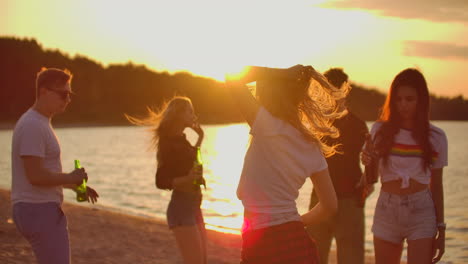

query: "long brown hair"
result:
(125, 96), (193, 162)
(256, 68), (348, 157)
(375, 68), (433, 169)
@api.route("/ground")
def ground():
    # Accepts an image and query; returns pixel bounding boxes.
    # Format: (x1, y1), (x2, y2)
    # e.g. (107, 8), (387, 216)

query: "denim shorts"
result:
(372, 189), (437, 244)
(166, 190), (204, 229)
(13, 202), (70, 264)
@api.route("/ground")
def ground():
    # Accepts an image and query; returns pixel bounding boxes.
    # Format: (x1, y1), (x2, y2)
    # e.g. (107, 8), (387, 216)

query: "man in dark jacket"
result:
(306, 68), (372, 264)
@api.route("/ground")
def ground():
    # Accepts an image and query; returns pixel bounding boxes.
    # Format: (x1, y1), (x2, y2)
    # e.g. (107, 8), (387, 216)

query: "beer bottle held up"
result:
(364, 134), (379, 184)
(193, 147), (206, 189)
(74, 159), (87, 202)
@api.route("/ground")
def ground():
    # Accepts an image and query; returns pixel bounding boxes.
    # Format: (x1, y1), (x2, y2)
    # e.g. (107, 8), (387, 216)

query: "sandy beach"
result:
(0, 189), (377, 264)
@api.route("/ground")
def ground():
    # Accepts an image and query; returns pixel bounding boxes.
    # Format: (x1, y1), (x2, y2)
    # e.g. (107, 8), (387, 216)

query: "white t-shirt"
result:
(370, 122), (448, 188)
(11, 109), (63, 204)
(237, 107), (328, 218)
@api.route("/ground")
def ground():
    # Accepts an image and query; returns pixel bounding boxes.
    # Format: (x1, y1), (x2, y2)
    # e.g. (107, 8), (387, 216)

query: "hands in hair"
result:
(225, 65), (317, 86)
(286, 64), (316, 83)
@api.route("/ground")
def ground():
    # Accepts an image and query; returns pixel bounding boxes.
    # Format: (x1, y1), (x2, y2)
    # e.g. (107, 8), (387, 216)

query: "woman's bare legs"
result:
(198, 221), (207, 264)
(172, 224), (206, 264)
(374, 236), (403, 264)
(407, 237), (433, 264)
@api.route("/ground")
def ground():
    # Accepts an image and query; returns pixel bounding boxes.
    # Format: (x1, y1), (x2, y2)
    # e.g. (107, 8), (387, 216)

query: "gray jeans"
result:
(13, 202), (70, 264)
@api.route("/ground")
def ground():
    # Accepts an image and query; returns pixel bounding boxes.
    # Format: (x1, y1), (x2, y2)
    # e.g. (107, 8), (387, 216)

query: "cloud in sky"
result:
(404, 40), (468, 60)
(323, 0), (468, 23)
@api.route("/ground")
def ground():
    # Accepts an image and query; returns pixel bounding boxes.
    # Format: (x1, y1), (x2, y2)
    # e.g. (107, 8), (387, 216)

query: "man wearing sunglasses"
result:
(11, 67), (99, 264)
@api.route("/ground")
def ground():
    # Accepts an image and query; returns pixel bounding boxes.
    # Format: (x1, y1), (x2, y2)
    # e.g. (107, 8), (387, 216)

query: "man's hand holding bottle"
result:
(69, 164), (99, 204)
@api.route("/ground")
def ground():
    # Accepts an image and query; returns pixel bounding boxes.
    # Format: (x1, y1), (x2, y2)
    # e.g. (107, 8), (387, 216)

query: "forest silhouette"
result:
(1, 37), (467, 125)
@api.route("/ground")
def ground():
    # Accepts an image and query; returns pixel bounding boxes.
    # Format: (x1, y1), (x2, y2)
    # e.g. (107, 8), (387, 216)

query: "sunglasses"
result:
(47, 88), (74, 100)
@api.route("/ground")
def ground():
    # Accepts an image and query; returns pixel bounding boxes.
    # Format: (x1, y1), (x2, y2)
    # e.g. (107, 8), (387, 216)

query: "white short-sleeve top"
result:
(370, 122), (448, 188)
(11, 109), (63, 204)
(237, 107), (328, 214)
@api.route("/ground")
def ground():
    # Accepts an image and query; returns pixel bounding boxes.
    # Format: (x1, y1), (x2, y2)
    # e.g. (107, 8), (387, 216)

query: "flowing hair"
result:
(125, 96), (193, 162)
(256, 67), (348, 157)
(374, 68), (433, 170)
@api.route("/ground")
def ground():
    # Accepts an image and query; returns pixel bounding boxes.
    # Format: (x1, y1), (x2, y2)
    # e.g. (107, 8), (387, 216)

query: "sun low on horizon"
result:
(2, 0), (468, 97)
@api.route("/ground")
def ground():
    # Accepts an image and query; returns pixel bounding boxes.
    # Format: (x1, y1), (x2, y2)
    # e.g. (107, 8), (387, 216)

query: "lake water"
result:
(0, 122), (467, 263)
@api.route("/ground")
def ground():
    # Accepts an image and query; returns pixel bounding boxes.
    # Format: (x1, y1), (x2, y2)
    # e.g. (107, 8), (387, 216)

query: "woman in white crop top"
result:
(362, 68), (448, 264)
(226, 65), (346, 263)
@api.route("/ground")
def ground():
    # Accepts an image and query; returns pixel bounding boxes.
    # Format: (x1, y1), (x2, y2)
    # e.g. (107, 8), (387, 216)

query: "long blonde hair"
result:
(125, 96), (193, 152)
(256, 68), (348, 157)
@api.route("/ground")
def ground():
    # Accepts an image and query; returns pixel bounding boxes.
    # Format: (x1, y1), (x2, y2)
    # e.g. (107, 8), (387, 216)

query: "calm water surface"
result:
(0, 121), (467, 263)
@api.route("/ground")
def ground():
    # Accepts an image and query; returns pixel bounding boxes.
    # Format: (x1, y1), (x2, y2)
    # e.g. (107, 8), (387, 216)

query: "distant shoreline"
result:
(0, 122), (14, 130)
(0, 120), (133, 130)
(1, 119), (465, 131)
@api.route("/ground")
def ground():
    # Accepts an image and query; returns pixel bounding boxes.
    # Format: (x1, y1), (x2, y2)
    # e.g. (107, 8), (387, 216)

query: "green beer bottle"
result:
(74, 159), (87, 202)
(193, 147), (206, 189)
(364, 134), (379, 184)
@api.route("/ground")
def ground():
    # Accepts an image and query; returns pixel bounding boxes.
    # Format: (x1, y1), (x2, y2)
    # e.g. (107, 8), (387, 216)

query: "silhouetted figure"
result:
(362, 68), (447, 263)
(226, 65), (347, 263)
(127, 96), (207, 264)
(306, 68), (371, 264)
(11, 68), (99, 264)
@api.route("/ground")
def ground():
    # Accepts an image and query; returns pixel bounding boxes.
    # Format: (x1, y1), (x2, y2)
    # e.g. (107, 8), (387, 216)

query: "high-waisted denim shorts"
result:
(372, 189), (437, 244)
(166, 190), (204, 229)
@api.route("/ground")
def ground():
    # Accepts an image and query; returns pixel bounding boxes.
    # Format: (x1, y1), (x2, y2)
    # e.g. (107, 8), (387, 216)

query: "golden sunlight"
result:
(84, 1), (380, 82)
(225, 66), (250, 82)
(200, 124), (250, 233)
(5, 0), (467, 97)
(7, 0), (394, 86)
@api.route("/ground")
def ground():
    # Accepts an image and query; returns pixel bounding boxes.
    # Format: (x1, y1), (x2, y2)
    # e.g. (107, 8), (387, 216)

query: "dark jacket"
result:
(313, 111), (368, 199)
(155, 134), (196, 190)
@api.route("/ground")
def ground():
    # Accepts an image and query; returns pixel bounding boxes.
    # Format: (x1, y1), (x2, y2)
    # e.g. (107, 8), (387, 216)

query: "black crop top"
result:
(155, 134), (196, 190)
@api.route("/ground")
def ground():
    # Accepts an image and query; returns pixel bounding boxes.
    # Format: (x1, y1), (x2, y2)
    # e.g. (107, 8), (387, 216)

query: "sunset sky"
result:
(1, 0), (467, 97)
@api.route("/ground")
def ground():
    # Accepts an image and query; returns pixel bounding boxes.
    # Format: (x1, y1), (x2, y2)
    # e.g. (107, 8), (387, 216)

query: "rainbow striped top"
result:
(390, 143), (438, 163)
(370, 122), (448, 188)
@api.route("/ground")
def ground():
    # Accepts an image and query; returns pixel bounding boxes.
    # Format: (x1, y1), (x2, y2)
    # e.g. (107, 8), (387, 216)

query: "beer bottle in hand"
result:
(74, 159), (87, 202)
(364, 134), (379, 184)
(193, 147), (206, 189)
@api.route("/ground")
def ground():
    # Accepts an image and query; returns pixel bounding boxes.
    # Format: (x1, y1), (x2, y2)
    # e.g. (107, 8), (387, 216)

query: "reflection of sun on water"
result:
(200, 124), (250, 234)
